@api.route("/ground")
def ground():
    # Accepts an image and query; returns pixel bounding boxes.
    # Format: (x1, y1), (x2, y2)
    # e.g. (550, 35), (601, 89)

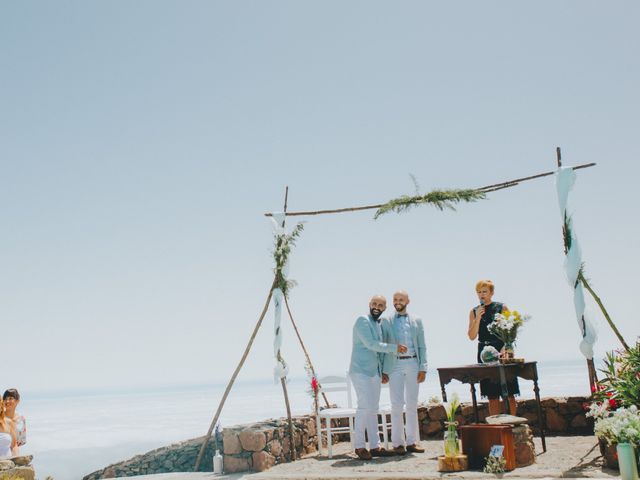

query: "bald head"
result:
(369, 295), (387, 319)
(393, 290), (410, 314)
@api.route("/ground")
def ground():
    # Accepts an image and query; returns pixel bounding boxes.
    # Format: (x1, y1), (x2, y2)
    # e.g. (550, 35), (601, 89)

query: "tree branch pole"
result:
(263, 162), (596, 218)
(579, 272), (630, 352)
(283, 296), (331, 408)
(194, 278), (277, 471)
(278, 186), (297, 461)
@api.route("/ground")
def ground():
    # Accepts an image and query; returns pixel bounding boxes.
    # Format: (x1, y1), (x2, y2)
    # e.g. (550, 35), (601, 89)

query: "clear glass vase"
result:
(503, 341), (515, 360)
(444, 424), (460, 457)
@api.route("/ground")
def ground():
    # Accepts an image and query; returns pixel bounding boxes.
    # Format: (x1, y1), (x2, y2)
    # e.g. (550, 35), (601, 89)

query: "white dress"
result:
(0, 431), (12, 459)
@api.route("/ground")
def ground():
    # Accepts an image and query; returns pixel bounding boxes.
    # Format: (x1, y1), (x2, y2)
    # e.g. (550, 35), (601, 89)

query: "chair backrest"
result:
(317, 374), (353, 408)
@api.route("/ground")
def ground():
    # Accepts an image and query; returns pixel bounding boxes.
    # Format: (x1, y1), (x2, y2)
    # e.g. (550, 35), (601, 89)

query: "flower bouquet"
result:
(487, 309), (530, 362)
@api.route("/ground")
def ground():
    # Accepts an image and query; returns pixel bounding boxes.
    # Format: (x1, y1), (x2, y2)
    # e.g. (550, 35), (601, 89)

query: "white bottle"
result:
(213, 450), (224, 475)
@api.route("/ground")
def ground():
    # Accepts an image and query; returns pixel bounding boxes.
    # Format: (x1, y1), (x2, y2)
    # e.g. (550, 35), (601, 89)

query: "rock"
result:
(428, 404), (447, 421)
(545, 408), (568, 432)
(0, 460), (15, 470)
(224, 454), (251, 473)
(570, 414), (588, 428)
(239, 429), (267, 451)
(461, 405), (476, 417)
(9, 455), (32, 467)
(486, 414), (528, 425)
(268, 439), (282, 456)
(223, 430), (243, 455)
(515, 442), (536, 467)
(252, 451), (276, 472)
(422, 420), (442, 436)
(103, 466), (116, 478)
(1, 466), (35, 480)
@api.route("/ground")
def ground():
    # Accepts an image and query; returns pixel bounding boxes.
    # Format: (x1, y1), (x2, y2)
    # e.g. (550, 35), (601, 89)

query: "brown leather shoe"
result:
(370, 447), (396, 457)
(393, 445), (407, 455)
(406, 444), (425, 453)
(355, 448), (372, 460)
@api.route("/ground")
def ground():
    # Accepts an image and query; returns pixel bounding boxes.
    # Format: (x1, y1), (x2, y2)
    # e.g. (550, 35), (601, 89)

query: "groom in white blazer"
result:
(382, 290), (427, 454)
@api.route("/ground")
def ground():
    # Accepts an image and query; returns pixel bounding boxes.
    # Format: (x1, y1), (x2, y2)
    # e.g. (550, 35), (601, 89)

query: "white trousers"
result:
(350, 372), (381, 450)
(389, 358), (420, 447)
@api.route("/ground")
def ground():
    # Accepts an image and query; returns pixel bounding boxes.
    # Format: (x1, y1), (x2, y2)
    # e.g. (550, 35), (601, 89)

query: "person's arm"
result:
(354, 317), (404, 354)
(415, 318), (428, 382)
(9, 420), (18, 455)
(17, 416), (26, 447)
(468, 306), (484, 340)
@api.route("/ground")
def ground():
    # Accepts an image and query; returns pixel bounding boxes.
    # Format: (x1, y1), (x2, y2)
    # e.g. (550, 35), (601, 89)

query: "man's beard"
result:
(394, 304), (406, 313)
(370, 308), (382, 320)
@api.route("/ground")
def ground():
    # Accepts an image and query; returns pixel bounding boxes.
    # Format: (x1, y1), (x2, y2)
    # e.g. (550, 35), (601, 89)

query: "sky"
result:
(1, 1), (639, 394)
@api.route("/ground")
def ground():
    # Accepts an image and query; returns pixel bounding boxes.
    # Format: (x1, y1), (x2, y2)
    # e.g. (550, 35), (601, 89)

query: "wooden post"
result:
(284, 296), (331, 408)
(194, 279), (277, 471)
(277, 186), (297, 461)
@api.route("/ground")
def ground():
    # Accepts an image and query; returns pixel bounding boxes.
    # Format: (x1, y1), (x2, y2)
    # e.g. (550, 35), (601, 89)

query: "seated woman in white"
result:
(0, 398), (17, 459)
(3, 389), (26, 453)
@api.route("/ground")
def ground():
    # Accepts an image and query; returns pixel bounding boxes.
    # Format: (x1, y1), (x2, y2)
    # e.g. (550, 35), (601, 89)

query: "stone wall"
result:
(417, 396), (593, 438)
(82, 436), (216, 479)
(84, 396), (592, 478)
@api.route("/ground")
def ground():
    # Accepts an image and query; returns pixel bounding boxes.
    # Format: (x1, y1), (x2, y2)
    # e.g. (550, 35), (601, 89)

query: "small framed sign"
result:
(489, 445), (504, 458)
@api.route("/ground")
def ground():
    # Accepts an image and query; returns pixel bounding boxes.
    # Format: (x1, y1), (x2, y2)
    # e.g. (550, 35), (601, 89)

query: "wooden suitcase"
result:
(459, 424), (516, 471)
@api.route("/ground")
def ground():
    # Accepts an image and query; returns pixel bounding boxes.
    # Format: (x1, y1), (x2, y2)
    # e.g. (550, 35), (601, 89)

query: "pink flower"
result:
(311, 377), (319, 393)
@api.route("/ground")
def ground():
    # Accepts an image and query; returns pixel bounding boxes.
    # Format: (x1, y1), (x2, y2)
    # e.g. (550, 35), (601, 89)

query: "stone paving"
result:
(112, 436), (622, 480)
(244, 436), (620, 479)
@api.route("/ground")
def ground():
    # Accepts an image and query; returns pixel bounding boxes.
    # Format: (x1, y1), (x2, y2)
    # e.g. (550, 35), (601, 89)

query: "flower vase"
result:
(444, 424), (460, 457)
(617, 443), (639, 480)
(599, 438), (619, 469)
(503, 342), (515, 361)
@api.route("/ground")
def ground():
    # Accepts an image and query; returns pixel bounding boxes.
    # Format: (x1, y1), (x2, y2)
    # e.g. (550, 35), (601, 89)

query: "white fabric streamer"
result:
(270, 212), (286, 235)
(272, 287), (288, 382)
(556, 167), (597, 359)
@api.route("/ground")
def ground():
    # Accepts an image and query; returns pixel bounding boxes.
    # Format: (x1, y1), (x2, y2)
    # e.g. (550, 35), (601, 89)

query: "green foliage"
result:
(374, 188), (486, 219)
(273, 222), (304, 297)
(483, 454), (506, 474)
(595, 340), (640, 408)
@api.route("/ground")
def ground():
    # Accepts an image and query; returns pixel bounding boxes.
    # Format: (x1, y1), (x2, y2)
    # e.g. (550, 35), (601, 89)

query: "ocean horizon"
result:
(18, 359), (595, 480)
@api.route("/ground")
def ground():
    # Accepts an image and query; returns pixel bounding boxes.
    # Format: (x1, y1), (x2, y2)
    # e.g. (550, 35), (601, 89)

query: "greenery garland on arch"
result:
(373, 188), (487, 219)
(273, 222), (305, 298)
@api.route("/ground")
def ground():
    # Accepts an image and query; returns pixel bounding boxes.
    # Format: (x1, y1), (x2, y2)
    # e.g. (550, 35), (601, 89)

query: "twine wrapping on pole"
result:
(555, 167), (597, 359)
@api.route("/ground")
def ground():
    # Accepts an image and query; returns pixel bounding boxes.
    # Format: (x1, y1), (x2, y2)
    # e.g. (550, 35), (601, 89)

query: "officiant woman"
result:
(467, 279), (519, 415)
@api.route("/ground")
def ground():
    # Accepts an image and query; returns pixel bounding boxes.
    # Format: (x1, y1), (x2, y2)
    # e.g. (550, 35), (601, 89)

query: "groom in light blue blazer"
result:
(349, 295), (407, 460)
(382, 290), (427, 454)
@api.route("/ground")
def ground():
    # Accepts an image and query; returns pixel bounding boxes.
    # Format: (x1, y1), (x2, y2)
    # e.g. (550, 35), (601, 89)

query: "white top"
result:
(393, 314), (416, 357)
(0, 432), (12, 459)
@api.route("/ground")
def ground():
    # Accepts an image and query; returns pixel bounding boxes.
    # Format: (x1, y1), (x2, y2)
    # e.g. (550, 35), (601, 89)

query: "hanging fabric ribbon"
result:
(270, 211), (290, 382)
(555, 167), (597, 359)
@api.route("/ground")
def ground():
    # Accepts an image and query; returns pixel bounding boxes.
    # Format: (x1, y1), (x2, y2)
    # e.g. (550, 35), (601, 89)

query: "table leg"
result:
(498, 365), (510, 414)
(441, 383), (448, 402)
(533, 378), (546, 452)
(470, 383), (479, 423)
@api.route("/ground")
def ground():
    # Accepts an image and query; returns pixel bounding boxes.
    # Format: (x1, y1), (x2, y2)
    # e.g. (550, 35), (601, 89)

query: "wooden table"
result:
(437, 361), (547, 452)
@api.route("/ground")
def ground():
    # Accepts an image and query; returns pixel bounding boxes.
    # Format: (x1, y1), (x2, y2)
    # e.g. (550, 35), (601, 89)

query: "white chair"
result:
(315, 375), (356, 458)
(315, 374), (393, 458)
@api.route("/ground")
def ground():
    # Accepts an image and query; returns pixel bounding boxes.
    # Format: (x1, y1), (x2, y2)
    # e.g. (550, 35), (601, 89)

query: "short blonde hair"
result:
(475, 280), (495, 293)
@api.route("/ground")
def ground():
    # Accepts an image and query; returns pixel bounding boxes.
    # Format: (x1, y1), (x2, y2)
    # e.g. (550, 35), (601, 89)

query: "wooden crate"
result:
(460, 424), (516, 471)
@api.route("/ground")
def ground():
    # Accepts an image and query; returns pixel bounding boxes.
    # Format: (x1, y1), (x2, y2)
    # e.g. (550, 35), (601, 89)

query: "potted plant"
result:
(588, 404), (640, 479)
(589, 339), (640, 471)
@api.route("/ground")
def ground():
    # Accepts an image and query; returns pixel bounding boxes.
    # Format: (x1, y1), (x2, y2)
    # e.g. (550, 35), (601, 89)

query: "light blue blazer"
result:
(382, 313), (428, 374)
(349, 315), (397, 377)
